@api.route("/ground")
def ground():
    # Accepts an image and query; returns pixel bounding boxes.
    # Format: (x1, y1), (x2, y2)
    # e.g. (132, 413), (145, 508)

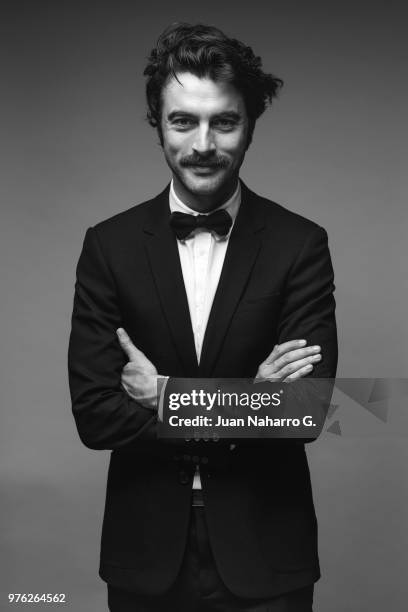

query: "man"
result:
(68, 23), (337, 611)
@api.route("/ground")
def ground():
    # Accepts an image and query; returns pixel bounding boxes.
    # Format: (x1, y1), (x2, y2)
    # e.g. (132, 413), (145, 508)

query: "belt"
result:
(192, 489), (204, 507)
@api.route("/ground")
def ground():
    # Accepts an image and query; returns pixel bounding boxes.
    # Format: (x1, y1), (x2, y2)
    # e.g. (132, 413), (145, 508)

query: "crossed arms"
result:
(117, 327), (323, 412)
(68, 224), (337, 450)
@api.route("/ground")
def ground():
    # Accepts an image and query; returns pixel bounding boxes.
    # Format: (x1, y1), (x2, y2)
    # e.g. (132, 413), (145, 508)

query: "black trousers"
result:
(107, 503), (314, 611)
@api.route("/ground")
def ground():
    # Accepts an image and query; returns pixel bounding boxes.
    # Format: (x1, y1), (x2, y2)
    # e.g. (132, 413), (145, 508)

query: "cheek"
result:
(163, 135), (190, 158)
(216, 132), (248, 156)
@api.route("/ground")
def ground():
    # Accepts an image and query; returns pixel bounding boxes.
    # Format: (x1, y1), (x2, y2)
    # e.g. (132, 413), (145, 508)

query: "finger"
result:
(263, 339), (307, 365)
(276, 354), (321, 379)
(273, 346), (321, 371)
(116, 328), (146, 362)
(283, 363), (314, 382)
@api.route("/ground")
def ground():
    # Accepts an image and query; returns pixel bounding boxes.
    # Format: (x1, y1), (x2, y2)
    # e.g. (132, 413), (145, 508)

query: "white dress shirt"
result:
(169, 179), (241, 488)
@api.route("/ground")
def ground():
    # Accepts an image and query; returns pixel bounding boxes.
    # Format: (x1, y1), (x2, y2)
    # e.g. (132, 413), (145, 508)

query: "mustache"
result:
(180, 155), (229, 168)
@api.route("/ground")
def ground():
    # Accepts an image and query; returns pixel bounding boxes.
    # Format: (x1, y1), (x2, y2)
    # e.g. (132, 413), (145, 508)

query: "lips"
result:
(188, 164), (218, 168)
(188, 164), (221, 172)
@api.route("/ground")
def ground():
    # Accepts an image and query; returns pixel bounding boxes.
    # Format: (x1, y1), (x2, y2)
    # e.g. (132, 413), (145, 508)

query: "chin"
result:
(180, 171), (231, 197)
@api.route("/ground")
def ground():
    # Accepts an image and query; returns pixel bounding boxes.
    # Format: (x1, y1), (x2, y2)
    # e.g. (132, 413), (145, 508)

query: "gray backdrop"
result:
(1, 1), (407, 610)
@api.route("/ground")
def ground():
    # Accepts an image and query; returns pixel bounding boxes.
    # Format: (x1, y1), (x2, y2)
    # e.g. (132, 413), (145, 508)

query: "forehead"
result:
(161, 72), (245, 116)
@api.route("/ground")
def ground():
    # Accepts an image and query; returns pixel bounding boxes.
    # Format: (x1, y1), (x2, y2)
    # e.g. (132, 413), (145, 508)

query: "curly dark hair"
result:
(143, 23), (283, 146)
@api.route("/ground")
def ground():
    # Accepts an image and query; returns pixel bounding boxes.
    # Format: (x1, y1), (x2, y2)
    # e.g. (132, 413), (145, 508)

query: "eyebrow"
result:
(167, 110), (242, 122)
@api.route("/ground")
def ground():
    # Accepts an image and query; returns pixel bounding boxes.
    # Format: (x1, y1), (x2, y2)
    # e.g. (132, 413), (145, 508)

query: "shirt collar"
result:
(169, 178), (241, 241)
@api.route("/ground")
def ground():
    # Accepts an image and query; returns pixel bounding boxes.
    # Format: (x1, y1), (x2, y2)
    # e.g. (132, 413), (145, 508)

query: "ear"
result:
(245, 123), (255, 151)
(157, 124), (164, 148)
(245, 126), (255, 151)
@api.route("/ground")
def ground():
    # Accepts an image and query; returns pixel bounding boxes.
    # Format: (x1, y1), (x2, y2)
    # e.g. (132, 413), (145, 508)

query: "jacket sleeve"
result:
(276, 225), (338, 442)
(278, 225), (338, 378)
(68, 226), (160, 450)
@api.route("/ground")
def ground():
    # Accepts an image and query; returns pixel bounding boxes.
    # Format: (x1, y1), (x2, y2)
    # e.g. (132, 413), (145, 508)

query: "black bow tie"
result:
(169, 209), (232, 240)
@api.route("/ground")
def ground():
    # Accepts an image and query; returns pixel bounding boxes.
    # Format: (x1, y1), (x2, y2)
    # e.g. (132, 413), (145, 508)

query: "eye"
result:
(212, 118), (237, 131)
(172, 117), (196, 129)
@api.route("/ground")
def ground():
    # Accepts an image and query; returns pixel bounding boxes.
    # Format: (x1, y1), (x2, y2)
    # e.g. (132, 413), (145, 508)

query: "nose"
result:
(192, 124), (216, 157)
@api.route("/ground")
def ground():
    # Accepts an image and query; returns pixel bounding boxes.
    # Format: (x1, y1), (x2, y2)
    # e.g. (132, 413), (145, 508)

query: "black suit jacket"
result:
(68, 181), (338, 598)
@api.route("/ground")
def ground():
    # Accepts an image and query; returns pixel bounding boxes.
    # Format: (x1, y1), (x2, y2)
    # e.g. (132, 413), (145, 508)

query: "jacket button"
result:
(201, 456), (209, 465)
(192, 455), (200, 464)
(179, 470), (190, 485)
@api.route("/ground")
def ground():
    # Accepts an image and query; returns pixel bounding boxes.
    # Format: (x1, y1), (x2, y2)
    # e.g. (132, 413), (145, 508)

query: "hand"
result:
(117, 328), (161, 410)
(255, 339), (321, 382)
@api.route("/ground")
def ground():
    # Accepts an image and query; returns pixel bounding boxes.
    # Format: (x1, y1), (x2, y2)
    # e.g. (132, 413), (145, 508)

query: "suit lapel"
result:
(198, 182), (266, 376)
(143, 186), (199, 376)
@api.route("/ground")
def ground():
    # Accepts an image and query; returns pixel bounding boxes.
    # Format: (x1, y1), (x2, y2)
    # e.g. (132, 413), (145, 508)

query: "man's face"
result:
(160, 72), (249, 210)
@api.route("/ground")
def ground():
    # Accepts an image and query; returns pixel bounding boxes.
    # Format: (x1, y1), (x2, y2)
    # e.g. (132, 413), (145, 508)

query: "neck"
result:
(172, 176), (239, 213)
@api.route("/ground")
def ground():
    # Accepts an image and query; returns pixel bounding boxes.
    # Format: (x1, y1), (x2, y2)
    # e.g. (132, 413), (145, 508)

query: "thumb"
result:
(116, 328), (146, 362)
